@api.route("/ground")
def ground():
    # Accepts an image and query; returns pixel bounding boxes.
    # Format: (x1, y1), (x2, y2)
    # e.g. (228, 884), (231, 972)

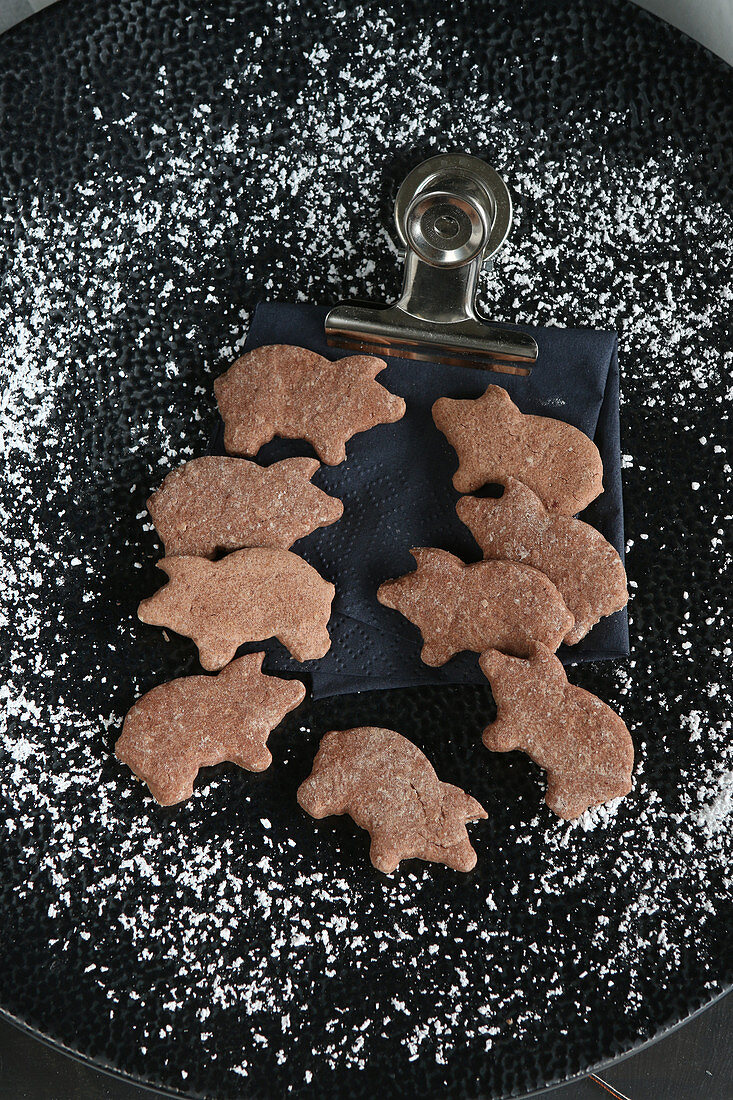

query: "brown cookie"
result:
(297, 727), (487, 873)
(432, 383), (603, 514)
(214, 344), (406, 465)
(137, 548), (335, 670)
(147, 455), (344, 559)
(480, 644), (634, 819)
(115, 653), (305, 806)
(377, 548), (574, 665)
(457, 477), (628, 644)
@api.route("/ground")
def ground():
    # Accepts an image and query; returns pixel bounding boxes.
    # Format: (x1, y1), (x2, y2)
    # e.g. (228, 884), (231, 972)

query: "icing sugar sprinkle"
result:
(0, 13), (731, 1091)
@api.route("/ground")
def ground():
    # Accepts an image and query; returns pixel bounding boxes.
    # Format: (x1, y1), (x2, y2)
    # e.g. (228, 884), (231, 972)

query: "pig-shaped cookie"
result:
(297, 727), (487, 873)
(433, 383), (603, 514)
(116, 653), (305, 805)
(457, 477), (628, 644)
(215, 345), (406, 465)
(377, 548), (573, 665)
(147, 456), (344, 558)
(138, 548), (335, 670)
(480, 643), (634, 819)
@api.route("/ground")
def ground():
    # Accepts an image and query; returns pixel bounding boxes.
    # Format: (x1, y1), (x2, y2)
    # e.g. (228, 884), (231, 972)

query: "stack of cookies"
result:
(116, 348), (634, 876)
(117, 345), (404, 806)
(377, 383), (633, 827)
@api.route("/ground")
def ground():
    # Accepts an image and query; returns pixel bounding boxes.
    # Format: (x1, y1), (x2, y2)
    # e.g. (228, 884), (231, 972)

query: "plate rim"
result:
(1, 0), (730, 1095)
(2, 984), (731, 1099)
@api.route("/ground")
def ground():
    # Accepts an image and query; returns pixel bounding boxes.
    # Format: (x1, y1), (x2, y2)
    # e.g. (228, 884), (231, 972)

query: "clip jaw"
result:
(325, 154), (538, 375)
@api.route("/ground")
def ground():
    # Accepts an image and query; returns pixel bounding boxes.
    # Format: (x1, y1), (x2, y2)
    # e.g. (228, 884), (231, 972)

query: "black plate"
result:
(0, 1), (731, 1098)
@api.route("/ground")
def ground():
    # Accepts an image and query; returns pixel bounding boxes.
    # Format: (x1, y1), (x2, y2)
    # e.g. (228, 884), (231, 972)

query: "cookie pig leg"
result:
(146, 767), (199, 807)
(231, 744), (273, 773)
(545, 777), (592, 820)
(195, 637), (238, 672)
(420, 639), (452, 666)
(441, 839), (478, 873)
(313, 436), (348, 466)
(482, 718), (522, 753)
(279, 624), (331, 663)
(369, 833), (401, 875)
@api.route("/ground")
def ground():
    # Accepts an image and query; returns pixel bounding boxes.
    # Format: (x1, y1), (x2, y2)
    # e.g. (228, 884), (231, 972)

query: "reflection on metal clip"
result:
(325, 153), (538, 375)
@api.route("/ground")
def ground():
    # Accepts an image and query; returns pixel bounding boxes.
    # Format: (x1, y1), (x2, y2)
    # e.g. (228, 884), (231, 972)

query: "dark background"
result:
(2, 994), (732, 1097)
(0, 0), (730, 1098)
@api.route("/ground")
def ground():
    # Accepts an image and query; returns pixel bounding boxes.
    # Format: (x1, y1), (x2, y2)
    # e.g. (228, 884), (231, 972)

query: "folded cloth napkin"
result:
(210, 302), (629, 699)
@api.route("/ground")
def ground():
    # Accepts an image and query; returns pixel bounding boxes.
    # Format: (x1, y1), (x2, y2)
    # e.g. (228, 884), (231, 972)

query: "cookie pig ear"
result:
(485, 383), (511, 404)
(154, 556), (183, 579)
(445, 784), (488, 824)
(409, 546), (437, 568)
(503, 476), (538, 509)
(411, 547), (462, 575)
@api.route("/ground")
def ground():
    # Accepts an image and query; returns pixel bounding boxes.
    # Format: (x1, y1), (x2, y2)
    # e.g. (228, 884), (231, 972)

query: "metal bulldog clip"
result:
(325, 153), (538, 375)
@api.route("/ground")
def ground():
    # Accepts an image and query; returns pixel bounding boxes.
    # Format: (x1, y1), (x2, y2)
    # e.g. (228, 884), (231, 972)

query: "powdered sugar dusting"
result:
(0, 11), (731, 1093)
(697, 769), (733, 833)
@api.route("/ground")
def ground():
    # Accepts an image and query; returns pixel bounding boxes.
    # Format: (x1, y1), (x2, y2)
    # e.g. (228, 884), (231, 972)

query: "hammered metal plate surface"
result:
(0, 2), (731, 1097)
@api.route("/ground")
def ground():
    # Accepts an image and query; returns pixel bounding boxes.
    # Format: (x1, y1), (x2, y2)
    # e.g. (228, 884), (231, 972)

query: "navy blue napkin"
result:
(211, 303), (629, 699)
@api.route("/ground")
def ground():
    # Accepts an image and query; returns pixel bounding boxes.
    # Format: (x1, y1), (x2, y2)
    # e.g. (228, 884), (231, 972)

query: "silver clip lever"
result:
(325, 154), (538, 375)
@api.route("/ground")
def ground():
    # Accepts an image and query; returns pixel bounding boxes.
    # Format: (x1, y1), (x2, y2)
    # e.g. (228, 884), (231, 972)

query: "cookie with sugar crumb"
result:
(116, 653), (305, 805)
(147, 455), (343, 558)
(457, 477), (628, 644)
(137, 548), (335, 670)
(215, 344), (405, 465)
(377, 548), (574, 665)
(480, 643), (634, 820)
(297, 726), (487, 873)
(433, 383), (603, 514)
